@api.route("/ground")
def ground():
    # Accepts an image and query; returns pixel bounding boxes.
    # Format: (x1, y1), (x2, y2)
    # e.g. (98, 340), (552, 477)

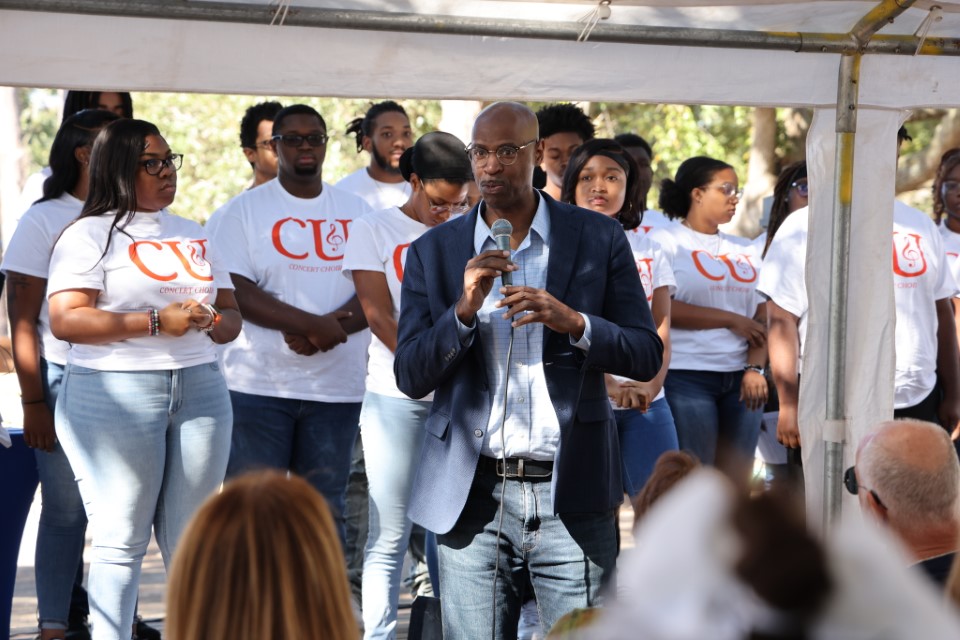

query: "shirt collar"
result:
(473, 191), (551, 255)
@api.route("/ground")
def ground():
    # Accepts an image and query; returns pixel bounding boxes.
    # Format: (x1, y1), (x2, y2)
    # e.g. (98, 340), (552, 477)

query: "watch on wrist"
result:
(744, 364), (766, 376)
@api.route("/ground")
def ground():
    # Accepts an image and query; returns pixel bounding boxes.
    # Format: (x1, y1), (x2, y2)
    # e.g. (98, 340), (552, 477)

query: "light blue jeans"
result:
(359, 391), (430, 639)
(437, 467), (616, 640)
(56, 362), (232, 640)
(35, 359), (87, 630)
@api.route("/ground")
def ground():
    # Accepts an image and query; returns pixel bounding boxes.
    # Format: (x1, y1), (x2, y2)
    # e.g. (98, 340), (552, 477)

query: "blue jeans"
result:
(225, 390), (360, 547)
(34, 359), (87, 630)
(615, 396), (679, 497)
(360, 392), (430, 639)
(437, 466), (616, 640)
(56, 363), (232, 640)
(664, 369), (762, 470)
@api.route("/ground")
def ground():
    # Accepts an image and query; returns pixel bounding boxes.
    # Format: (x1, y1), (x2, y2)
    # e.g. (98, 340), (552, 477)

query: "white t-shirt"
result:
(609, 229), (677, 407)
(46, 210), (231, 371)
(342, 206), (434, 400)
(1, 193), (82, 365)
(336, 167), (411, 210)
(759, 203), (958, 408)
(210, 180), (372, 402)
(650, 223), (762, 372)
(939, 222), (960, 298)
(635, 208), (672, 235)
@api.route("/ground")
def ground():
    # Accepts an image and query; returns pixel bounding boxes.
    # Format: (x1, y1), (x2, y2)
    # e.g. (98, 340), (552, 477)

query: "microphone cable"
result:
(491, 323), (514, 640)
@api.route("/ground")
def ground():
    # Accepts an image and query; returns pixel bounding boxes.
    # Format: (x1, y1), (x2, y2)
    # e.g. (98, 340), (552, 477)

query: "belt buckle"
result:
(517, 458), (525, 478)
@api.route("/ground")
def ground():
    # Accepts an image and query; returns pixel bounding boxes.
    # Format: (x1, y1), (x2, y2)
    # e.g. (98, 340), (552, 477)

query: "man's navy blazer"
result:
(394, 194), (663, 535)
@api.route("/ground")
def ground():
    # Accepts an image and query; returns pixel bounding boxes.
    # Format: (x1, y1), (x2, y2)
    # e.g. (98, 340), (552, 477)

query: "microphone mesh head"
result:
(491, 218), (513, 238)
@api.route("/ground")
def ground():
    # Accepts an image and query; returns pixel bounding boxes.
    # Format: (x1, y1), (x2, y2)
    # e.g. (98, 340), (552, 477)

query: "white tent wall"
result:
(2, 0), (959, 528)
(803, 107), (901, 529)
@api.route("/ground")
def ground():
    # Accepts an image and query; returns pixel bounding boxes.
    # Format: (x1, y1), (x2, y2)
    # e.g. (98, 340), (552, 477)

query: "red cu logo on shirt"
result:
(393, 243), (411, 282)
(272, 217), (351, 261)
(891, 231), (927, 278)
(129, 240), (213, 282)
(636, 257), (654, 301)
(691, 251), (758, 283)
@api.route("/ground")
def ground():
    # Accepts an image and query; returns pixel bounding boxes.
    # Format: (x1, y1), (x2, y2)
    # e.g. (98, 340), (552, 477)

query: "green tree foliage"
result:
(17, 91), (442, 222)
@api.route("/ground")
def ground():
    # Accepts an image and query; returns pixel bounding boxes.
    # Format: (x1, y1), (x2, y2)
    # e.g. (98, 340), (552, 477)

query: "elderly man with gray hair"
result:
(846, 419), (960, 585)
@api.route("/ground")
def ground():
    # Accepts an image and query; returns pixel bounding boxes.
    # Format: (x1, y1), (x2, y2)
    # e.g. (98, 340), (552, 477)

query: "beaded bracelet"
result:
(148, 308), (161, 336)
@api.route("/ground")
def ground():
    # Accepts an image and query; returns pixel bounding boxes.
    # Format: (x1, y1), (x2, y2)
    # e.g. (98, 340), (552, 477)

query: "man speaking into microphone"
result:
(394, 102), (662, 639)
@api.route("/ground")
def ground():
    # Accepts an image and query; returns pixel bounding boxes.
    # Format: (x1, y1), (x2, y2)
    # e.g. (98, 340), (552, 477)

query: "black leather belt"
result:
(478, 455), (553, 479)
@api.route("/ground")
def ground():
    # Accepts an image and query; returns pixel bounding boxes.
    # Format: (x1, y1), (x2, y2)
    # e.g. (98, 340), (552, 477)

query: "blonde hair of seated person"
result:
(166, 470), (357, 640)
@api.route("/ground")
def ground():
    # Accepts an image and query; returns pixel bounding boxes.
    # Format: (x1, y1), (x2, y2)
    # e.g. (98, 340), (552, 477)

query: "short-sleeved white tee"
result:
(650, 223), (762, 372)
(47, 210), (231, 371)
(759, 203), (958, 408)
(336, 168), (411, 210)
(1, 194), (82, 365)
(210, 180), (372, 402)
(342, 206), (433, 400)
(609, 229), (677, 406)
(939, 222), (960, 298)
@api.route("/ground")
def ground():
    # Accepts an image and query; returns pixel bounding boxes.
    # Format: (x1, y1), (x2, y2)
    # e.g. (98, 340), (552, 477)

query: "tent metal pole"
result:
(823, 0), (914, 531)
(0, 0), (958, 57)
(824, 54), (859, 532)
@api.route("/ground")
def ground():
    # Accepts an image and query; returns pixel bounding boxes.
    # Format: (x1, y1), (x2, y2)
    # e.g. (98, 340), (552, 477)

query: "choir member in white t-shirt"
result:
(343, 131), (473, 639)
(934, 149), (960, 344)
(337, 101), (415, 210)
(3, 108), (119, 640)
(46, 118), (241, 640)
(614, 132), (673, 234)
(651, 157), (767, 480)
(560, 138), (679, 497)
(209, 105), (373, 551)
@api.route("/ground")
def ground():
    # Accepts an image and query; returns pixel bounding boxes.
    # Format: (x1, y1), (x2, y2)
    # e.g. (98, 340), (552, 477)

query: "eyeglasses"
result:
(708, 182), (743, 200)
(843, 466), (886, 510)
(790, 180), (809, 197)
(942, 181), (960, 198)
(272, 133), (329, 148)
(423, 191), (470, 215)
(141, 154), (183, 176)
(254, 140), (275, 150)
(466, 140), (537, 167)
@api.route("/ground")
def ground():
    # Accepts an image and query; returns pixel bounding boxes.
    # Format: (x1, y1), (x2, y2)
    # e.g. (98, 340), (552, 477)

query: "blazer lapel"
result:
(545, 200), (583, 302)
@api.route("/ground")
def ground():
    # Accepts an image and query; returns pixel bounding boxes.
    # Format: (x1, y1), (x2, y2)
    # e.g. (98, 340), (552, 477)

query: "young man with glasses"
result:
(847, 420), (960, 585)
(394, 102), (662, 639)
(208, 104), (371, 555)
(239, 100), (283, 190)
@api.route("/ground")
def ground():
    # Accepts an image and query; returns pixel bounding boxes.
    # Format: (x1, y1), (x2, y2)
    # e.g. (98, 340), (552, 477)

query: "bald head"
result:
(473, 102), (539, 142)
(857, 420), (960, 532)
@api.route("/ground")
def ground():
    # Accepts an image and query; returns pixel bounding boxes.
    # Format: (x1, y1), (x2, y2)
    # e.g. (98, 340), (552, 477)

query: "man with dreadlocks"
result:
(337, 100), (415, 210)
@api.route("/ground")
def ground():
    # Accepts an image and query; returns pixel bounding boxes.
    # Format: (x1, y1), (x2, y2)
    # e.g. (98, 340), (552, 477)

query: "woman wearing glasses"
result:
(342, 131), (473, 639)
(760, 161), (808, 258)
(649, 156), (766, 478)
(559, 139), (679, 497)
(46, 118), (241, 640)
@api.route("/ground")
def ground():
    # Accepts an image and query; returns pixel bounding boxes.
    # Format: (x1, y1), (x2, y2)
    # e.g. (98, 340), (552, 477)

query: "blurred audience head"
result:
(632, 450), (700, 529)
(239, 100), (284, 186)
(166, 470), (356, 640)
(41, 108), (120, 203)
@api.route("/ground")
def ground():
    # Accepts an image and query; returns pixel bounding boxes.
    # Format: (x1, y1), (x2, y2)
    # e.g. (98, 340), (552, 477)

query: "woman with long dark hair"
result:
(343, 131), (473, 638)
(2, 109), (119, 640)
(560, 138), (679, 496)
(651, 157), (766, 479)
(46, 118), (241, 640)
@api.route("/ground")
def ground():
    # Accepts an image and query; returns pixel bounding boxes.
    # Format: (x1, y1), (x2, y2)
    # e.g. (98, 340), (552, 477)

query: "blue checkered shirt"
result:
(457, 194), (591, 460)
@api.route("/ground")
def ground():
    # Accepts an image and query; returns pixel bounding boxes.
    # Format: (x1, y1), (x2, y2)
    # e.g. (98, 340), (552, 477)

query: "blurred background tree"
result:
(11, 89), (955, 233)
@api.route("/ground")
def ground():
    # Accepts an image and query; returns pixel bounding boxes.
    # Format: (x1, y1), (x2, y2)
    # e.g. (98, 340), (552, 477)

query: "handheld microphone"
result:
(491, 218), (513, 286)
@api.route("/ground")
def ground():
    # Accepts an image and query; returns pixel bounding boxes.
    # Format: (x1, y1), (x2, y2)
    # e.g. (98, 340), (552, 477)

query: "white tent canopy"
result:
(2, 0), (959, 528)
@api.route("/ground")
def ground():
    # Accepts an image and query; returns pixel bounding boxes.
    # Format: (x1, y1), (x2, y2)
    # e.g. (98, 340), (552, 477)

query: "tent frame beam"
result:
(1, 0), (958, 56)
